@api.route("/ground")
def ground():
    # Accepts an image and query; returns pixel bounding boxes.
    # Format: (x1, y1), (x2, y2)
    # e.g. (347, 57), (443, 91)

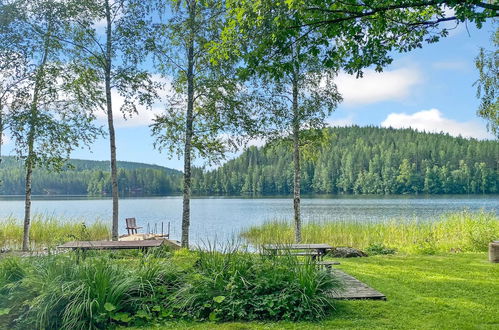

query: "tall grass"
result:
(0, 253), (180, 329)
(0, 215), (110, 250)
(241, 211), (499, 254)
(0, 246), (341, 328)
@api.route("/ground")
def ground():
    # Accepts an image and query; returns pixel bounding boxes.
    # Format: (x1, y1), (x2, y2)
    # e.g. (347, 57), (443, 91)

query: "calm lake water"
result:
(0, 195), (497, 244)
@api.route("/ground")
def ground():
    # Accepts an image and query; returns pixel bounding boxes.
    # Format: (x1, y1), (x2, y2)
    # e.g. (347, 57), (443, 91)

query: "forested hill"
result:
(0, 157), (182, 196)
(191, 126), (499, 195)
(1, 127), (498, 196)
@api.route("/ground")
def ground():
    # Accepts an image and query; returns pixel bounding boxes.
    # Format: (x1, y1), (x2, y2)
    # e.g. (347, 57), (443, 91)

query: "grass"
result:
(129, 253), (499, 329)
(0, 246), (340, 328)
(0, 214), (110, 250)
(241, 210), (499, 254)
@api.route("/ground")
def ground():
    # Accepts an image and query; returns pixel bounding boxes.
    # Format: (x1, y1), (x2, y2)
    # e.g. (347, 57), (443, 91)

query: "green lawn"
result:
(138, 253), (499, 330)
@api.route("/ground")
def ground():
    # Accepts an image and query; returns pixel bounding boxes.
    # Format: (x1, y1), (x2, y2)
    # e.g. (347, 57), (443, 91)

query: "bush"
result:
(170, 247), (341, 321)
(0, 247), (340, 328)
(0, 253), (182, 329)
(365, 243), (396, 256)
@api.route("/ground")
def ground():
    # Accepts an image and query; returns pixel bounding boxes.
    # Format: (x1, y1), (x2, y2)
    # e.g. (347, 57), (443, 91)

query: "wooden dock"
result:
(58, 240), (167, 250)
(329, 269), (386, 300)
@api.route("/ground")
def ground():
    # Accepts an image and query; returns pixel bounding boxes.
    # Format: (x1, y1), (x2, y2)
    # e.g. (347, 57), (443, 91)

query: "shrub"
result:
(0, 253), (182, 329)
(365, 243), (396, 256)
(170, 247), (341, 321)
(0, 247), (340, 328)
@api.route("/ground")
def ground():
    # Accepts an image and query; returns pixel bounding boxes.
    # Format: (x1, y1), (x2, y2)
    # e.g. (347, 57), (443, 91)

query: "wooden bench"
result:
(289, 251), (321, 257)
(262, 244), (333, 261)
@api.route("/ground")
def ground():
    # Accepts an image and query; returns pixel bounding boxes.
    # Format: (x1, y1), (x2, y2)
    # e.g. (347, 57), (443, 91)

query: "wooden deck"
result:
(329, 269), (386, 300)
(58, 240), (166, 250)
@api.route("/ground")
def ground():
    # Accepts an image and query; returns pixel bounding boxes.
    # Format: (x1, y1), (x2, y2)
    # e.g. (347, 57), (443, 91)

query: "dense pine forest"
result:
(1, 127), (498, 196)
(0, 158), (182, 196)
(191, 127), (499, 195)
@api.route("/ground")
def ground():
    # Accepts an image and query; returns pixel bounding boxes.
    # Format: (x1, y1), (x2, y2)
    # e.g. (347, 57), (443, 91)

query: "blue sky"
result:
(3, 20), (496, 171)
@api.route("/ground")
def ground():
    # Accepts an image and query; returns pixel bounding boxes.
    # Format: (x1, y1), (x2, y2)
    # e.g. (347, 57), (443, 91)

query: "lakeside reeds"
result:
(240, 210), (499, 254)
(0, 215), (110, 250)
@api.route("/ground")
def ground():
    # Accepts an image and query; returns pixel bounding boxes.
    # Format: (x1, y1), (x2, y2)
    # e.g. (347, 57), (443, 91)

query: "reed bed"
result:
(0, 214), (110, 250)
(240, 211), (499, 254)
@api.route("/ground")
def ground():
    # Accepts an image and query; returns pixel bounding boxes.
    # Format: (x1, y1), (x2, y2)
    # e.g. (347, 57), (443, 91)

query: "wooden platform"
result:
(329, 269), (386, 300)
(58, 240), (166, 250)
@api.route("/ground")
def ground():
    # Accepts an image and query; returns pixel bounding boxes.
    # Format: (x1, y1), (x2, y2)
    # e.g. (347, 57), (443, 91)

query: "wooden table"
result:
(262, 243), (333, 261)
(58, 240), (166, 251)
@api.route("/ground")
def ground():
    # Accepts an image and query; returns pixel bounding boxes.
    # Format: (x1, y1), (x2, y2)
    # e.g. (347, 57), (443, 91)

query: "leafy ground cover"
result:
(134, 253), (499, 329)
(242, 211), (499, 254)
(0, 248), (339, 329)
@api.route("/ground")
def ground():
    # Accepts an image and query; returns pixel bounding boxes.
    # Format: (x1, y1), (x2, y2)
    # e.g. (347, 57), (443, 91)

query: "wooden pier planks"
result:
(329, 269), (387, 300)
(57, 240), (166, 250)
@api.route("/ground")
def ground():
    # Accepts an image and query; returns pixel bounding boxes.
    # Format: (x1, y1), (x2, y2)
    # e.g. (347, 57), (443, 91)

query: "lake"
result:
(0, 195), (497, 244)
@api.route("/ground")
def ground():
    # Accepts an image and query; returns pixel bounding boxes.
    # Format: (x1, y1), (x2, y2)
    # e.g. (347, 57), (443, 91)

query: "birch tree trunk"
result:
(0, 103), (3, 165)
(22, 137), (34, 251)
(181, 0), (196, 248)
(22, 27), (50, 251)
(105, 0), (119, 241)
(292, 73), (301, 243)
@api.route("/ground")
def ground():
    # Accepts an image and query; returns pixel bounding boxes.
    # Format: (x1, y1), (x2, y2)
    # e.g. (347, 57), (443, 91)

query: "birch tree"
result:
(151, 0), (256, 248)
(475, 25), (498, 138)
(5, 0), (102, 250)
(64, 0), (158, 240)
(0, 0), (29, 166)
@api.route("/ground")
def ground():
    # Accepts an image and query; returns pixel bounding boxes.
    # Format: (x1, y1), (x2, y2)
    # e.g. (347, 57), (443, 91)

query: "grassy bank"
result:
(0, 215), (110, 250)
(136, 253), (498, 329)
(241, 211), (499, 254)
(1, 249), (497, 329)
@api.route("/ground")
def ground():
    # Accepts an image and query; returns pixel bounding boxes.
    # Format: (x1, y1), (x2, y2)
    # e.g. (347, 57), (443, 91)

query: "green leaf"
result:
(104, 302), (116, 312)
(0, 308), (11, 316)
(152, 305), (161, 312)
(111, 312), (131, 323)
(135, 309), (151, 319)
(209, 311), (218, 321)
(213, 295), (226, 303)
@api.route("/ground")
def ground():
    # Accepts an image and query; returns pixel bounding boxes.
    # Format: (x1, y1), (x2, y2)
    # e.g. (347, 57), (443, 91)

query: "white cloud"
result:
(95, 91), (164, 128)
(95, 75), (173, 128)
(336, 67), (423, 106)
(381, 109), (494, 140)
(247, 137), (266, 147)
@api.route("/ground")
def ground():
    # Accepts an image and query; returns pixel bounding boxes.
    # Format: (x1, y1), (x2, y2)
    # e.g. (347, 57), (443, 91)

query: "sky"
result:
(3, 19), (497, 171)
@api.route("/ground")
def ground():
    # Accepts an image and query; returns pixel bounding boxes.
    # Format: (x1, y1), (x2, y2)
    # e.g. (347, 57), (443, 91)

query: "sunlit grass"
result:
(241, 211), (499, 254)
(0, 214), (110, 250)
(124, 252), (499, 329)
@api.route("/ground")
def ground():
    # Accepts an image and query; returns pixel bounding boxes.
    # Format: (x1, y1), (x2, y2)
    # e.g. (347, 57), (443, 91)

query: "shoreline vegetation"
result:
(0, 244), (497, 328)
(0, 248), (340, 328)
(0, 211), (498, 328)
(242, 211), (499, 255)
(0, 215), (110, 251)
(1, 211), (497, 254)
